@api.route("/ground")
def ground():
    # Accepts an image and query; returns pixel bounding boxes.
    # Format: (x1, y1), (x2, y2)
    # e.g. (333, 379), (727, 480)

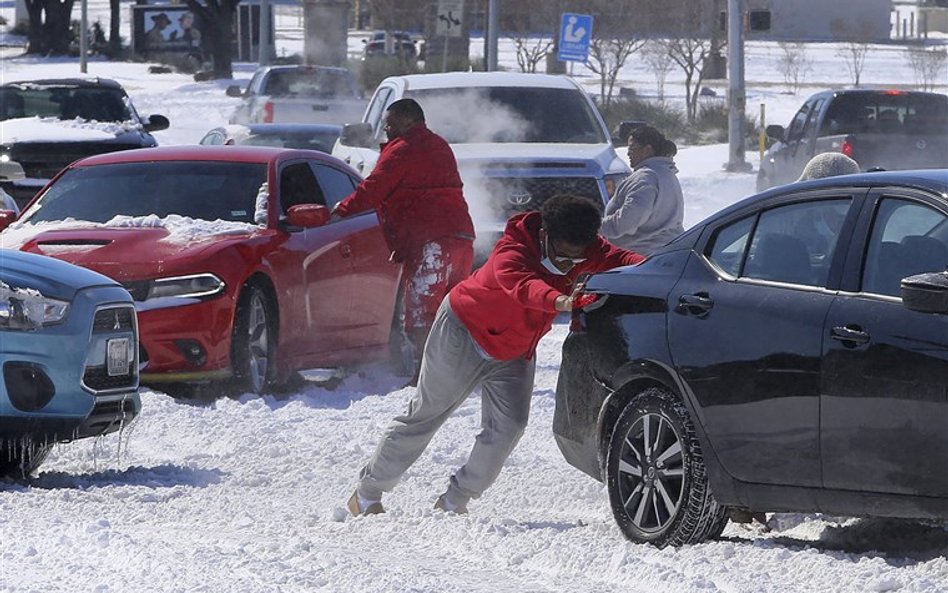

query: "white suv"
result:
(332, 72), (630, 257)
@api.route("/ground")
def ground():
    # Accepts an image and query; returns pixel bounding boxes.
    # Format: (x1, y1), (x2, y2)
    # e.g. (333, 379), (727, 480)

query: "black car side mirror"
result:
(901, 271), (948, 314)
(143, 114), (170, 132)
(340, 122), (374, 148)
(226, 85), (244, 98)
(765, 124), (786, 141)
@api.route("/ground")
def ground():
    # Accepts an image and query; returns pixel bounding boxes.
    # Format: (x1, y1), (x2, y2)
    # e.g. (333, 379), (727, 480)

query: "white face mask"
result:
(540, 235), (568, 275)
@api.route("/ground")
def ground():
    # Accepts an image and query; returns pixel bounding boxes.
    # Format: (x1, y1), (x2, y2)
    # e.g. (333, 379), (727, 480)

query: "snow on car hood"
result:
(1, 215), (261, 280)
(0, 116), (143, 142)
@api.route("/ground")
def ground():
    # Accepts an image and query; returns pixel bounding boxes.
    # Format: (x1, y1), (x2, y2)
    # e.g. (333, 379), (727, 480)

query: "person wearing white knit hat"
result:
(797, 152), (860, 182)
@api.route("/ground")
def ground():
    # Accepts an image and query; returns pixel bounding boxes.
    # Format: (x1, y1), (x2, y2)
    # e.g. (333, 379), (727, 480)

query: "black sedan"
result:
(199, 123), (342, 154)
(554, 169), (948, 547)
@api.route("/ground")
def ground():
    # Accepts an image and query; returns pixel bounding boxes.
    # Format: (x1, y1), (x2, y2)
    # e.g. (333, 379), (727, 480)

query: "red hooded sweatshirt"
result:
(449, 212), (645, 361)
(333, 123), (475, 257)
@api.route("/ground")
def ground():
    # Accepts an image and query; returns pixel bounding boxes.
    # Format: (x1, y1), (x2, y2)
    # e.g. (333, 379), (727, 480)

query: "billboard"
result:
(132, 5), (205, 57)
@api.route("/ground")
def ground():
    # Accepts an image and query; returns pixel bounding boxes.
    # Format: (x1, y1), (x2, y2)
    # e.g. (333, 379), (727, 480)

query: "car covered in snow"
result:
(0, 249), (140, 477)
(0, 146), (402, 394)
(554, 169), (948, 546)
(332, 72), (630, 260)
(0, 78), (170, 208)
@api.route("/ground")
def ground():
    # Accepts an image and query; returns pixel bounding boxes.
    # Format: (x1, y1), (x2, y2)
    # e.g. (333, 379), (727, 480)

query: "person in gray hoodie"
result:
(601, 126), (684, 254)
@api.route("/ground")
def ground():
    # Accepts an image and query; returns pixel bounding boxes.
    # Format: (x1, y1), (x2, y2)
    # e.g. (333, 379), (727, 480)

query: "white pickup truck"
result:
(226, 65), (367, 125)
(332, 71), (630, 258)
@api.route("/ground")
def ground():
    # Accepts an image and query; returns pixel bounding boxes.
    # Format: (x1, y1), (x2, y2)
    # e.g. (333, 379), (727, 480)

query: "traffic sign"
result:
(436, 0), (464, 37)
(557, 13), (593, 62)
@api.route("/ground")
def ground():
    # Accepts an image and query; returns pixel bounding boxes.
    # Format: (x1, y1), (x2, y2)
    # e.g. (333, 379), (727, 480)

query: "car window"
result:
(280, 162), (325, 213)
(821, 92), (948, 135)
(405, 86), (608, 144)
(200, 130), (225, 145)
(21, 162), (267, 224)
(800, 99), (824, 137)
(707, 215), (755, 277)
(862, 198), (948, 297)
(0, 86), (131, 122)
(364, 86), (393, 135)
(742, 199), (852, 286)
(311, 163), (356, 209)
(786, 101), (812, 141)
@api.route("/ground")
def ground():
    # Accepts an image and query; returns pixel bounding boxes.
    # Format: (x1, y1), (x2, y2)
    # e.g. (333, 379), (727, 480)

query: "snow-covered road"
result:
(1, 12), (947, 591)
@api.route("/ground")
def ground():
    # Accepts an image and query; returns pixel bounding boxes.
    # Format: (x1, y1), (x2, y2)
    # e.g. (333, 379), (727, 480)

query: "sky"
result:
(1, 4), (947, 593)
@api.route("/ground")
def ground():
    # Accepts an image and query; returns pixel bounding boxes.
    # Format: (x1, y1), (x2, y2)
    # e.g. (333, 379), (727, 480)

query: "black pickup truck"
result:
(757, 89), (948, 191)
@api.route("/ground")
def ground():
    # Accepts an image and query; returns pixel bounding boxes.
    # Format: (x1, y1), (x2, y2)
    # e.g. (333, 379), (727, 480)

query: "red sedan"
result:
(0, 146), (402, 393)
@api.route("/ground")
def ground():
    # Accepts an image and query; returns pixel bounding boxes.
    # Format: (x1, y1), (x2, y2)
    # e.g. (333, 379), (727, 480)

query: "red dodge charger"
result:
(0, 146), (402, 394)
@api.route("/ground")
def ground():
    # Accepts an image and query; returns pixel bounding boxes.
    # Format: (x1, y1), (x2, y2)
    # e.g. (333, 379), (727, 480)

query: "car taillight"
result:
(841, 136), (855, 158)
(263, 101), (274, 123)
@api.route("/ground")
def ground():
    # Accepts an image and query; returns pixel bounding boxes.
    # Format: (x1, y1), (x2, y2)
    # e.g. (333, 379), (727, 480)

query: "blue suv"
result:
(0, 250), (140, 477)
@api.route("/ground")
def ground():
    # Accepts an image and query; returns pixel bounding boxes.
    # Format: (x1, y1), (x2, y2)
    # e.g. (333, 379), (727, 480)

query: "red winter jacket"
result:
(333, 123), (475, 257)
(449, 212), (645, 361)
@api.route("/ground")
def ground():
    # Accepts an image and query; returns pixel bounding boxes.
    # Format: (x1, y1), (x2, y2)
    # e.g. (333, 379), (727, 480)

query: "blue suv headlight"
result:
(0, 282), (70, 331)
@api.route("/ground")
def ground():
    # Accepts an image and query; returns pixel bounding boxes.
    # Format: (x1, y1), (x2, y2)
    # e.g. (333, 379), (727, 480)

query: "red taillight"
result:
(841, 136), (855, 158)
(882, 89), (906, 96)
(263, 101), (274, 123)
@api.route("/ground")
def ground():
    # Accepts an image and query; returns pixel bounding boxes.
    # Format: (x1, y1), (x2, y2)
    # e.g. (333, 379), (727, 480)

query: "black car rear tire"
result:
(606, 387), (727, 547)
(0, 441), (52, 478)
(231, 284), (276, 395)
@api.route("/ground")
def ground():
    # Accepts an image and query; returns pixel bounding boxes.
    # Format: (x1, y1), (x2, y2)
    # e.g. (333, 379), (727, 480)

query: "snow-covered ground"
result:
(1, 4), (947, 592)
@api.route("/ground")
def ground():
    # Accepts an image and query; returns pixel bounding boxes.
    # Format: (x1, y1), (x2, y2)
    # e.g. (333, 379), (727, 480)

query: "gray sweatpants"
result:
(356, 297), (535, 507)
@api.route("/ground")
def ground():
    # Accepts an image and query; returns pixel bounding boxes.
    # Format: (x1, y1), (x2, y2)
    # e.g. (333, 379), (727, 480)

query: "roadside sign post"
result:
(436, 0), (464, 72)
(557, 13), (593, 65)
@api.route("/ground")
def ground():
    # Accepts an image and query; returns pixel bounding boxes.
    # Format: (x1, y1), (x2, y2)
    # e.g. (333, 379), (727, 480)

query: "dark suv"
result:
(0, 78), (169, 208)
(554, 170), (948, 547)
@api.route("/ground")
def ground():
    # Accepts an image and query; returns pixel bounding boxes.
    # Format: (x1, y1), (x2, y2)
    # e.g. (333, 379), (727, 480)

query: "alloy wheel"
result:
(615, 412), (686, 533)
(245, 292), (270, 393)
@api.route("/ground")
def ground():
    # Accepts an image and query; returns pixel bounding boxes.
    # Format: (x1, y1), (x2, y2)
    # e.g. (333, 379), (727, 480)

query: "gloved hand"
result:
(573, 293), (600, 309)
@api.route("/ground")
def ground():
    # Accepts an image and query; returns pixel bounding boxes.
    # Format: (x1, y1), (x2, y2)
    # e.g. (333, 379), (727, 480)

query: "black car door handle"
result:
(830, 326), (870, 345)
(677, 293), (713, 316)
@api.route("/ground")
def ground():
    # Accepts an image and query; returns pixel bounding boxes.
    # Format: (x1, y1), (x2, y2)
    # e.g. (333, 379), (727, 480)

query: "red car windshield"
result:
(22, 161), (268, 224)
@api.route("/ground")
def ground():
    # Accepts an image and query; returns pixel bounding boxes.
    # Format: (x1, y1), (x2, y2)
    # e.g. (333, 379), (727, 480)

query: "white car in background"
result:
(332, 72), (630, 259)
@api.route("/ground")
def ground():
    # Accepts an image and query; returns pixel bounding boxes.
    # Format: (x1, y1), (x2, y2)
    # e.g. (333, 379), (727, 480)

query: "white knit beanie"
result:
(797, 152), (861, 181)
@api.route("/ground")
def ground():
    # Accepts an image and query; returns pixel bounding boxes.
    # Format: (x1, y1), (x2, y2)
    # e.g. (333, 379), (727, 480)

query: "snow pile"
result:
(1, 215), (259, 250)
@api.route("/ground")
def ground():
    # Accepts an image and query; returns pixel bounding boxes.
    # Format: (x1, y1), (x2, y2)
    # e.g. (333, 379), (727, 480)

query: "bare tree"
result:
(582, 0), (645, 107)
(23, 0), (75, 55)
(183, 0), (241, 79)
(778, 41), (812, 94)
(585, 37), (645, 107)
(906, 45), (947, 91)
(505, 2), (556, 73)
(660, 36), (713, 123)
(652, 1), (717, 123)
(831, 19), (874, 87)
(512, 37), (554, 73)
(641, 40), (674, 102)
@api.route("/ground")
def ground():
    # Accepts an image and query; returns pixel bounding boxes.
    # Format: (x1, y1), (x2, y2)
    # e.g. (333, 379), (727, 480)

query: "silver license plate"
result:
(107, 338), (130, 377)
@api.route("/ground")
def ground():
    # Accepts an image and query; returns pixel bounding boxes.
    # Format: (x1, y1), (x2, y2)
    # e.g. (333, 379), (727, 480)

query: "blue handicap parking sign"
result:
(557, 13), (594, 63)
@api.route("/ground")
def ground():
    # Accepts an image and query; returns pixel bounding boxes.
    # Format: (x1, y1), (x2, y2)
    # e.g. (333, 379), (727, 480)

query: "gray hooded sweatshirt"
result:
(601, 156), (684, 254)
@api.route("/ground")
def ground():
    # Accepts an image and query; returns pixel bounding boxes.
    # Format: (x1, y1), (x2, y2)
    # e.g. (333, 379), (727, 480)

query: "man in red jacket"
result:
(348, 194), (644, 516)
(333, 98), (476, 379)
